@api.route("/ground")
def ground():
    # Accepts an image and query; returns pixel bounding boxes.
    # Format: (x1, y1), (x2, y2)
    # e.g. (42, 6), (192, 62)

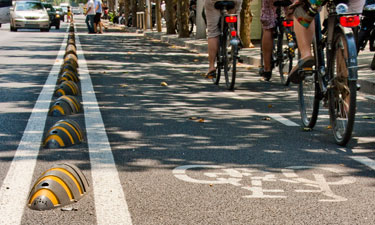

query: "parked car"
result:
(54, 6), (64, 22)
(10, 0), (50, 32)
(42, 3), (60, 29)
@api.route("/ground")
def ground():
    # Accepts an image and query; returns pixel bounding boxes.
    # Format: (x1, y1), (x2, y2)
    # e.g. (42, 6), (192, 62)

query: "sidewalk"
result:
(139, 28), (375, 96)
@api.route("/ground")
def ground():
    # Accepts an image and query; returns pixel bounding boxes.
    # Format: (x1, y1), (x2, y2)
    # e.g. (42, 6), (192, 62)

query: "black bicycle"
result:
(357, 1), (375, 70)
(259, 0), (297, 85)
(211, 1), (241, 90)
(298, 0), (360, 146)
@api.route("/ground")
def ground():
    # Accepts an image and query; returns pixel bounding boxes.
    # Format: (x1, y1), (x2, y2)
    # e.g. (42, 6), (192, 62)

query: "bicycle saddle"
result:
(273, 0), (292, 7)
(214, 1), (235, 10)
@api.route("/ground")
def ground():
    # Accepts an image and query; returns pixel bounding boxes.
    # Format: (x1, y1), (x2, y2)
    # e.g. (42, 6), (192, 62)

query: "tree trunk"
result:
(124, 0), (131, 26)
(165, 0), (176, 34)
(156, 0), (162, 32)
(178, 0), (190, 38)
(240, 0), (254, 48)
(131, 0), (137, 27)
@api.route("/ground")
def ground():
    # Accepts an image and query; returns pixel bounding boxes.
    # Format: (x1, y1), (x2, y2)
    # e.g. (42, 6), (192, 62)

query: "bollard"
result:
(27, 163), (89, 210)
(48, 95), (81, 116)
(55, 80), (80, 97)
(43, 119), (84, 148)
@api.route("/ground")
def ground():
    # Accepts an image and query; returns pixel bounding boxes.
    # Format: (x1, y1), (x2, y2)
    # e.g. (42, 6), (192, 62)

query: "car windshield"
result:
(16, 2), (44, 11)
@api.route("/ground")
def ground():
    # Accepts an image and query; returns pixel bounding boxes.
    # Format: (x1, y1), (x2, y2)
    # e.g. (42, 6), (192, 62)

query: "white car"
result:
(10, 1), (50, 32)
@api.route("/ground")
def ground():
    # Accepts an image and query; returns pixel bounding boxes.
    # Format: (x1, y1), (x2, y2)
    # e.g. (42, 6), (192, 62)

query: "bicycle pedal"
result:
(356, 83), (361, 91)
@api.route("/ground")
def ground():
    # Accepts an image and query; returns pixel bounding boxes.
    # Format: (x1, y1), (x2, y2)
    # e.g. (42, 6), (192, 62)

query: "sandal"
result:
(205, 70), (216, 79)
(288, 56), (315, 84)
(260, 71), (272, 82)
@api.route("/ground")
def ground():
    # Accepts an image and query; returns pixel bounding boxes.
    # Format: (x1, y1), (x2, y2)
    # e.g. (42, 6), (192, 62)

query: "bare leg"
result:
(262, 28), (273, 72)
(94, 23), (98, 33)
(294, 17), (315, 59)
(99, 21), (103, 33)
(208, 37), (219, 73)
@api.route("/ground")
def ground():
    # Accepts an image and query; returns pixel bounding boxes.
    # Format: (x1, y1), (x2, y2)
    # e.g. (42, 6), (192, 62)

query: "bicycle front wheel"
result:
(328, 31), (357, 146)
(224, 32), (237, 90)
(298, 37), (320, 128)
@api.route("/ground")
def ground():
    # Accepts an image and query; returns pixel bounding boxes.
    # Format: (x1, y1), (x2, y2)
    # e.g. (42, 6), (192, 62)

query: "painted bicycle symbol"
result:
(173, 165), (356, 202)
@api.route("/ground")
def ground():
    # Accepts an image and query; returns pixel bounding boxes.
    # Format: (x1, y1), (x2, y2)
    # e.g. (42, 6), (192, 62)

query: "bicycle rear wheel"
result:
(278, 31), (294, 85)
(224, 31), (237, 90)
(328, 31), (357, 146)
(213, 35), (224, 85)
(298, 36), (320, 128)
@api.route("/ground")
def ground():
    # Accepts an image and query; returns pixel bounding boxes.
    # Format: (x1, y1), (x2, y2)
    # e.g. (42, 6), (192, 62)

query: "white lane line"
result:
(350, 156), (375, 171)
(75, 34), (133, 224)
(0, 33), (68, 225)
(267, 114), (300, 127)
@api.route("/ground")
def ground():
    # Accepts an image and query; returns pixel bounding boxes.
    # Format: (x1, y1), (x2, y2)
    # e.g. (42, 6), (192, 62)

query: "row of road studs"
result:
(27, 22), (90, 211)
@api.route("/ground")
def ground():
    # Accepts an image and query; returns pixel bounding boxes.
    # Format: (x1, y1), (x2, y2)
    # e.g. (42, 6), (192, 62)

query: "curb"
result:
(143, 31), (374, 96)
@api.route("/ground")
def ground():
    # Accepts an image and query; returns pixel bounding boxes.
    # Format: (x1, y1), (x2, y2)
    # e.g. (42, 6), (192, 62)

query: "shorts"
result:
(94, 13), (101, 23)
(205, 0), (242, 38)
(260, 0), (277, 29)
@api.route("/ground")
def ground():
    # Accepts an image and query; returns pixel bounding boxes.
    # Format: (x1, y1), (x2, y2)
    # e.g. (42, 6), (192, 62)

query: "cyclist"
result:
(288, 0), (366, 84)
(260, 0), (293, 81)
(204, 0), (243, 79)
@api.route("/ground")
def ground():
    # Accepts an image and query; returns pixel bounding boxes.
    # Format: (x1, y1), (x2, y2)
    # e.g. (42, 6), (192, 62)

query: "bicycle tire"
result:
(328, 31), (357, 146)
(298, 36), (320, 128)
(259, 30), (265, 76)
(213, 51), (221, 85)
(278, 30), (294, 85)
(213, 32), (225, 85)
(224, 30), (237, 90)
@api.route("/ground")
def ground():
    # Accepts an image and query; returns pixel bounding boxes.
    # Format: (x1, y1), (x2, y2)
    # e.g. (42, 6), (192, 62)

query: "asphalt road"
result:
(0, 16), (375, 225)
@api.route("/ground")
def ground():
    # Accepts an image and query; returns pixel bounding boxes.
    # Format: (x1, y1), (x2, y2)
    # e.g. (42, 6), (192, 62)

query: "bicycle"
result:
(357, 1), (375, 70)
(211, 1), (241, 90)
(259, 0), (297, 85)
(298, 0), (360, 146)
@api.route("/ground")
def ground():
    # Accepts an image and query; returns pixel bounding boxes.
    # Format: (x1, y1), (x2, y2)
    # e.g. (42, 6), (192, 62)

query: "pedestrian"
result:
(94, 0), (103, 33)
(67, 6), (72, 23)
(204, 0), (242, 78)
(161, 1), (166, 19)
(85, 0), (96, 34)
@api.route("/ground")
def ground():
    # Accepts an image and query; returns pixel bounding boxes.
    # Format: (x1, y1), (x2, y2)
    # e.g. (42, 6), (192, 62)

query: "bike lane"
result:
(77, 22), (375, 224)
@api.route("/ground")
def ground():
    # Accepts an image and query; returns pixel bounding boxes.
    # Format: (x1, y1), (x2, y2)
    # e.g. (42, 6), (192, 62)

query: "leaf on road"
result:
(302, 127), (312, 132)
(194, 59), (199, 62)
(61, 207), (78, 211)
(268, 104), (273, 108)
(188, 117), (205, 123)
(160, 82), (168, 86)
(262, 117), (271, 121)
(120, 84), (128, 88)
(362, 115), (375, 119)
(326, 125), (332, 129)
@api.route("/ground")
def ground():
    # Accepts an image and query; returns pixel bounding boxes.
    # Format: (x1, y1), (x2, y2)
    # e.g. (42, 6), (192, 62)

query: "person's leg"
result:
(85, 15), (91, 32)
(204, 0), (220, 76)
(294, 16), (314, 59)
(208, 37), (219, 74)
(260, 0), (276, 81)
(262, 28), (273, 73)
(89, 15), (95, 33)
